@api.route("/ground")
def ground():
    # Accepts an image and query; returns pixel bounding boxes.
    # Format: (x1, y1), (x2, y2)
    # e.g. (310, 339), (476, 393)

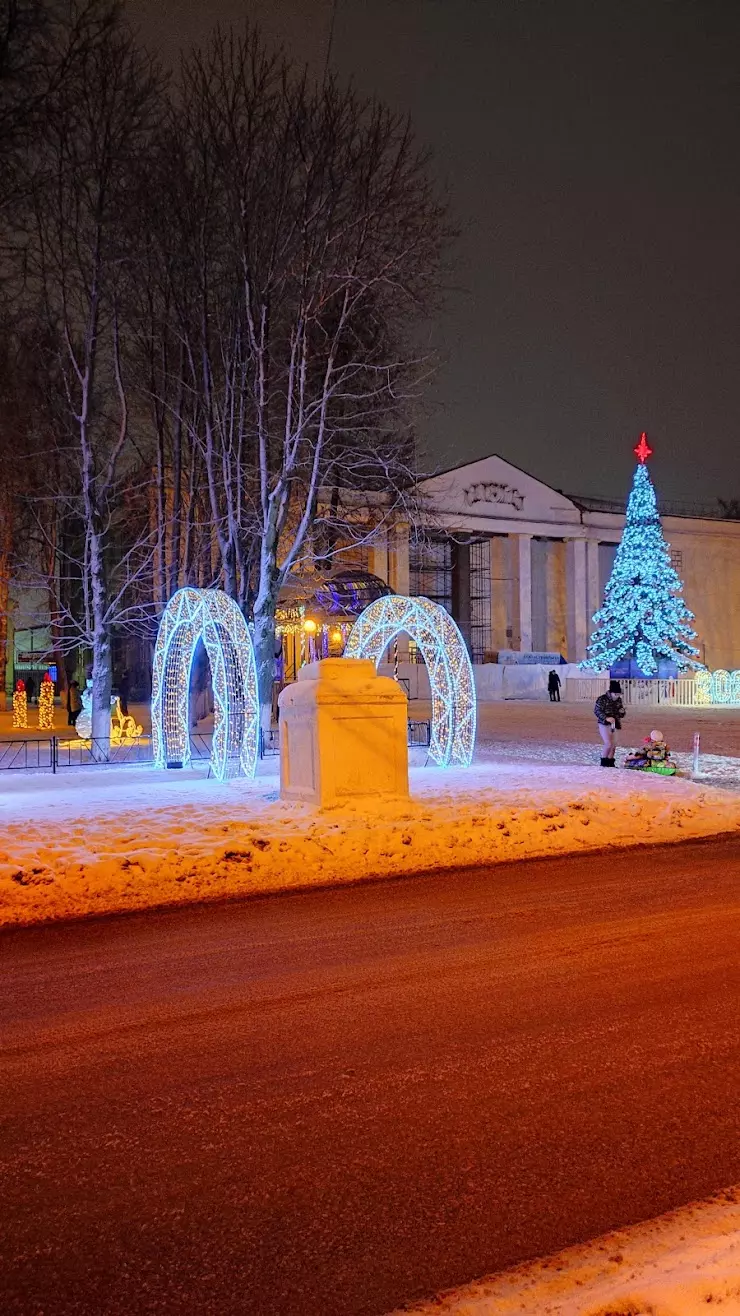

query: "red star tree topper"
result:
(634, 431), (653, 463)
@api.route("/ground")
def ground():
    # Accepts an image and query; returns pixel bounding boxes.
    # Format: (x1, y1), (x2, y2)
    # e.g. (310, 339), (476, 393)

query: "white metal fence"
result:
(566, 678), (708, 707)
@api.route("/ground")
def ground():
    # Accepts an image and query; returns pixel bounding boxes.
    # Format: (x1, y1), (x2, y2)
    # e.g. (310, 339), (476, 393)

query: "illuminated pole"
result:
(38, 673), (55, 730)
(12, 680), (28, 729)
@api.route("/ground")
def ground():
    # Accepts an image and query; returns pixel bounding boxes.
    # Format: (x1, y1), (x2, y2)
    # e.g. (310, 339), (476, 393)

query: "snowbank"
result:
(390, 1187), (740, 1315)
(2, 759), (740, 927)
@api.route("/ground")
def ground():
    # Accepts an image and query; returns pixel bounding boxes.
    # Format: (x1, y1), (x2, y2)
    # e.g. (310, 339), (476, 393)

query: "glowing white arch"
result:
(151, 587), (259, 781)
(344, 594), (476, 766)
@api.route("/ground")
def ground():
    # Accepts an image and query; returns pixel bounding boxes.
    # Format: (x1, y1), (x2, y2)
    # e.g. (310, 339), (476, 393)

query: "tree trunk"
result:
(0, 558), (9, 712)
(91, 628), (113, 751)
(89, 528), (112, 758)
(0, 496), (13, 710)
(252, 593), (279, 731)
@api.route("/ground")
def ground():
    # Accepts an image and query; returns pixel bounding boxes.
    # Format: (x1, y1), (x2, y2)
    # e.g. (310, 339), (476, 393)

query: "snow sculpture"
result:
(75, 685), (92, 739)
(279, 658), (409, 806)
(344, 594), (476, 767)
(151, 587), (259, 781)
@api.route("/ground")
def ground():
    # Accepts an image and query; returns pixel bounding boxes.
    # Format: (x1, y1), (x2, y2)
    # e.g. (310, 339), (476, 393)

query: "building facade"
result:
(365, 454), (740, 670)
(6, 451), (739, 701)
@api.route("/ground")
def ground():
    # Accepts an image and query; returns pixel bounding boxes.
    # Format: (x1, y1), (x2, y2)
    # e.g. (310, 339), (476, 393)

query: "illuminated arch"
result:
(151, 587), (259, 781)
(344, 594), (476, 766)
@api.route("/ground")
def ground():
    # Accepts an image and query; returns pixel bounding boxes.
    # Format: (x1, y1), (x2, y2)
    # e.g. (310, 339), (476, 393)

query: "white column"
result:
(586, 539), (600, 626)
(517, 533), (533, 652)
(546, 540), (567, 656)
(489, 537), (508, 652)
(389, 522), (409, 596)
(369, 530), (389, 585)
(566, 539), (588, 662)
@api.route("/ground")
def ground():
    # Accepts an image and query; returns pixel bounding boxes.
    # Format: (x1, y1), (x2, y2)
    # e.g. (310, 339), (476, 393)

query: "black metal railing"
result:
(408, 719), (432, 748)
(260, 728), (280, 758)
(0, 739), (55, 771)
(189, 733), (214, 761)
(0, 721), (432, 771)
(53, 736), (154, 768)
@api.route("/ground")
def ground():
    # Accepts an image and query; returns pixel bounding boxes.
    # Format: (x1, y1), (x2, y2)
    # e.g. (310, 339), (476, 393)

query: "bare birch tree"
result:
(20, 0), (164, 745)
(152, 29), (450, 722)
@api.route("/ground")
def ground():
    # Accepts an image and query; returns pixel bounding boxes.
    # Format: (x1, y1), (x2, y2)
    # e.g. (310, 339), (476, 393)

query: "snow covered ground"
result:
(391, 1187), (740, 1315)
(3, 697), (740, 785)
(2, 698), (740, 927)
(1, 748), (740, 927)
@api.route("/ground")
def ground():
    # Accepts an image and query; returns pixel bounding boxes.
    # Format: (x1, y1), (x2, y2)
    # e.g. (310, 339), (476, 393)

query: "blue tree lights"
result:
(586, 436), (702, 676)
(344, 594), (476, 766)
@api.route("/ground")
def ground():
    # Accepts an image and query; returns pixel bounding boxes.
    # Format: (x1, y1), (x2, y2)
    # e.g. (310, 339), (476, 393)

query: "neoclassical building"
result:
(7, 451), (740, 700)
(362, 454), (740, 670)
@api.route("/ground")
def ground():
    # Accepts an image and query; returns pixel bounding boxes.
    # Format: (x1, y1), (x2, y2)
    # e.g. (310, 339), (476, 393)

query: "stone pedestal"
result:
(278, 658), (409, 807)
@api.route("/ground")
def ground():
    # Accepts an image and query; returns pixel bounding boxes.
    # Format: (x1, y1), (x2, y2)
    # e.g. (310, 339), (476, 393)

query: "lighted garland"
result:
(695, 669), (740, 705)
(12, 680), (27, 729)
(151, 587), (259, 781)
(37, 673), (55, 730)
(344, 594), (476, 767)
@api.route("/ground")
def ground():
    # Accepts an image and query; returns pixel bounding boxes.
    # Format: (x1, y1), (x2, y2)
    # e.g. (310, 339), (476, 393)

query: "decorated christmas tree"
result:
(585, 434), (702, 675)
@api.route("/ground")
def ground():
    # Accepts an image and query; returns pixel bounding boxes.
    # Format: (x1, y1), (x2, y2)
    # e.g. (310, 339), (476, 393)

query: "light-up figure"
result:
(110, 698), (143, 747)
(151, 587), (259, 781)
(344, 594), (476, 767)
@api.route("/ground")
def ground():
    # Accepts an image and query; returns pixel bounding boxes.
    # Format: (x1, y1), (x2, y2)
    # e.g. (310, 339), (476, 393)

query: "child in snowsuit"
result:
(624, 729), (677, 774)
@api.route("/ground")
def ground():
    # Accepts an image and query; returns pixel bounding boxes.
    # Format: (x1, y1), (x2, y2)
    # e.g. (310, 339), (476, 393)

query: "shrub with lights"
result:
(585, 434), (702, 676)
(37, 672), (55, 729)
(12, 679), (27, 729)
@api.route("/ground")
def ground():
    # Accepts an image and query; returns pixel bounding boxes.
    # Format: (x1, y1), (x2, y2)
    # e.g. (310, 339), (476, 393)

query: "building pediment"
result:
(417, 454), (581, 527)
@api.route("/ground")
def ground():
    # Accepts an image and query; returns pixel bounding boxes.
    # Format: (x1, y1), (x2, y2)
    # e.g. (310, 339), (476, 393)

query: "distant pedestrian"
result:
(547, 670), (561, 702)
(25, 676), (35, 706)
(118, 669), (130, 716)
(67, 680), (83, 728)
(594, 680), (625, 767)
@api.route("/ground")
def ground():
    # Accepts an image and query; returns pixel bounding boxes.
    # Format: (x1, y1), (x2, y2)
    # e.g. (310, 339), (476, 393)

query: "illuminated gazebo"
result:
(275, 568), (392, 681)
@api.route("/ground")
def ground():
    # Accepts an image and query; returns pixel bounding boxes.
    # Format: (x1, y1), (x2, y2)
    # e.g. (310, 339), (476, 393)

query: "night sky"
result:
(127, 0), (740, 504)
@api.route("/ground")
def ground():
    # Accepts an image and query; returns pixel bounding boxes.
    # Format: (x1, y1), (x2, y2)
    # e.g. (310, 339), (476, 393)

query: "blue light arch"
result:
(151, 588), (259, 781)
(344, 594), (476, 766)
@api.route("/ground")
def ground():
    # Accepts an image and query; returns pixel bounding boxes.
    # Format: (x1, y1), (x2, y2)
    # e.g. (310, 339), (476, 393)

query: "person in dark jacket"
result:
(118, 669), (130, 716)
(593, 680), (625, 767)
(66, 680), (83, 727)
(547, 670), (561, 702)
(25, 675), (35, 706)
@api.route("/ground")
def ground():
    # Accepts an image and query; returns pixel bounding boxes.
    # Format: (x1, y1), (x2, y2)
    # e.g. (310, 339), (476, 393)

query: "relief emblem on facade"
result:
(462, 481), (525, 512)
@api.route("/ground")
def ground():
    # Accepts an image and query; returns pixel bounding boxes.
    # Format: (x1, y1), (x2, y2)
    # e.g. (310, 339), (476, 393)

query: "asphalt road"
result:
(2, 839), (740, 1316)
